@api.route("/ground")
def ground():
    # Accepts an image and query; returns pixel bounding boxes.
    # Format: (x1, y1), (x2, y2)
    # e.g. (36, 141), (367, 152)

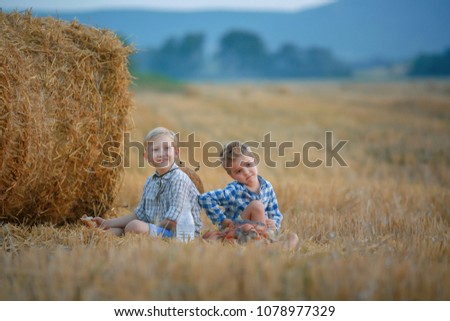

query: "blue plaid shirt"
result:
(134, 163), (202, 233)
(198, 176), (283, 230)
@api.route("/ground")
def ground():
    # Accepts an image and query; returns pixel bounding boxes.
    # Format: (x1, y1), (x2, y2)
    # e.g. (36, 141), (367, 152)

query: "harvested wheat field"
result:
(1, 79), (449, 300)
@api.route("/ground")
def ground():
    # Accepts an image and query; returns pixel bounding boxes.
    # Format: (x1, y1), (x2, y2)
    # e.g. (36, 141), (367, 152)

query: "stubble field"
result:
(1, 80), (449, 300)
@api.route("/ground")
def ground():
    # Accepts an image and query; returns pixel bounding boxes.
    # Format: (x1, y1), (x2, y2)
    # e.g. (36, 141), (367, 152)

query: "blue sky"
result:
(0, 0), (336, 12)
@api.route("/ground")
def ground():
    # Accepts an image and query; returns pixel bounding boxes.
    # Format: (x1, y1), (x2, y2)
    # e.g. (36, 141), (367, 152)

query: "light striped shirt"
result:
(134, 163), (202, 233)
(198, 176), (283, 230)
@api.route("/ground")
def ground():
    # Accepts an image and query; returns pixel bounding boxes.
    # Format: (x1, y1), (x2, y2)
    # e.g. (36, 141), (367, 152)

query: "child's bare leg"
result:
(241, 200), (265, 224)
(124, 220), (150, 235)
(107, 227), (125, 236)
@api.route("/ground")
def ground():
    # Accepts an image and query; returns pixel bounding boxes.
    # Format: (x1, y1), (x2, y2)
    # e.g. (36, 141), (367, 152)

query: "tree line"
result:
(130, 30), (352, 79)
(408, 47), (450, 76)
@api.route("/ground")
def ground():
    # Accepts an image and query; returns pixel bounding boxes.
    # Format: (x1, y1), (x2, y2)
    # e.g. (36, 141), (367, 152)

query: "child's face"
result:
(228, 154), (259, 187)
(145, 134), (178, 170)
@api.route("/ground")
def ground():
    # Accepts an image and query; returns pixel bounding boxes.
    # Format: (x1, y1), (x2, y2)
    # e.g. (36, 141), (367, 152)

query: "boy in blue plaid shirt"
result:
(199, 141), (283, 235)
(92, 127), (202, 238)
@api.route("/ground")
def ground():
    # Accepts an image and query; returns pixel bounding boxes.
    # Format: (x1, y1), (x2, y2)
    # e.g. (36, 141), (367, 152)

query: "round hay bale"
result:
(0, 11), (134, 224)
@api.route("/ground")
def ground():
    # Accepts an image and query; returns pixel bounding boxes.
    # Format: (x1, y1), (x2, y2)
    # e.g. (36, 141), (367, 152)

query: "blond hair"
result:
(143, 127), (178, 148)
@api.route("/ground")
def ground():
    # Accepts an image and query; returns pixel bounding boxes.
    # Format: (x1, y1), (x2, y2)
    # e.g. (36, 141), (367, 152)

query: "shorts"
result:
(148, 223), (174, 238)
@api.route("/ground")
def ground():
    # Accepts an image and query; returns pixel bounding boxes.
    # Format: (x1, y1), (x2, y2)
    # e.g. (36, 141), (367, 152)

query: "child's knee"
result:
(247, 200), (265, 213)
(242, 200), (265, 222)
(125, 220), (148, 234)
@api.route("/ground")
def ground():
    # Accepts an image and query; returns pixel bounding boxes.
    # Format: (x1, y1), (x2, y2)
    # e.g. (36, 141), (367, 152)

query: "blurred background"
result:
(2, 0), (450, 82)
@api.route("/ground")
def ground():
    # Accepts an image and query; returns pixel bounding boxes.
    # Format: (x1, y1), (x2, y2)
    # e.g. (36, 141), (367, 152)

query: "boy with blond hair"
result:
(93, 127), (202, 237)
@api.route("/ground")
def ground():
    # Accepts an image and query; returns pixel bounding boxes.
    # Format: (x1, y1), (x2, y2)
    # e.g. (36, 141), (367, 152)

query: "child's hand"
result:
(265, 219), (276, 229)
(80, 215), (98, 228)
(221, 219), (233, 229)
(91, 217), (108, 229)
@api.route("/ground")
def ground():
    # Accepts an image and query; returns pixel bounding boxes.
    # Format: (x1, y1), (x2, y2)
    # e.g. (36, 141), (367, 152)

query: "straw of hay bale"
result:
(0, 11), (133, 224)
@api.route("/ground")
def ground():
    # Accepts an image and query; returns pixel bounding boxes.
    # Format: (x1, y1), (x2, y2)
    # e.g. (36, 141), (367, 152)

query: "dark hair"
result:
(220, 141), (255, 173)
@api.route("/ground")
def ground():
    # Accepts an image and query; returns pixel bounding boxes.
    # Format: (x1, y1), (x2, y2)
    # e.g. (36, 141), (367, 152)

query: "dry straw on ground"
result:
(0, 81), (449, 300)
(0, 11), (133, 224)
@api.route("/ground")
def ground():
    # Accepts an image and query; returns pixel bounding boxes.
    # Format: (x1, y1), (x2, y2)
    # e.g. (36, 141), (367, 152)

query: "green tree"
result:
(409, 47), (450, 76)
(150, 33), (205, 78)
(269, 43), (351, 77)
(269, 44), (302, 77)
(216, 30), (268, 76)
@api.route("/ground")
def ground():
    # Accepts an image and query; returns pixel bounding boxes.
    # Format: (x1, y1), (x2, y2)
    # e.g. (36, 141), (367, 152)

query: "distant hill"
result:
(22, 0), (450, 62)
